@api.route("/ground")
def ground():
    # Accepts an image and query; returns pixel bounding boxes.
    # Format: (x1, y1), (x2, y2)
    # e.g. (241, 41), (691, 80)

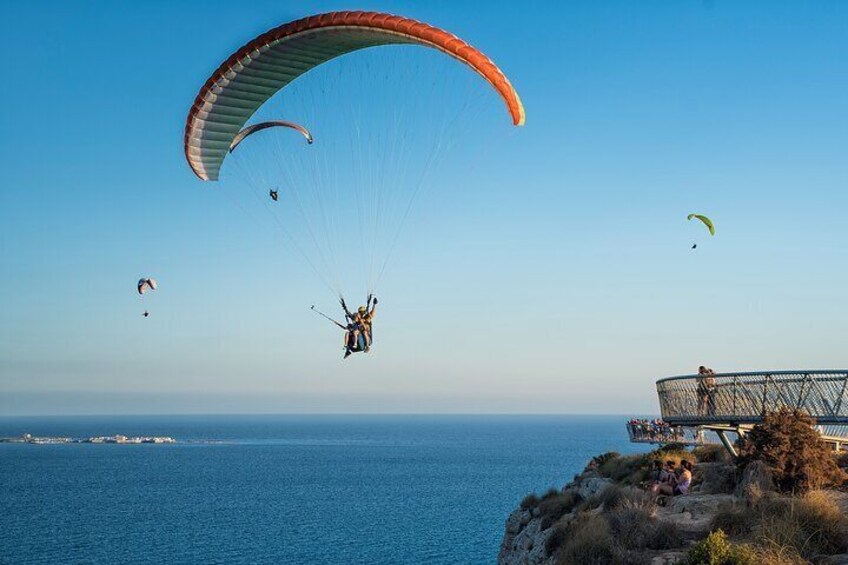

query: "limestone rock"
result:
(695, 462), (737, 495)
(575, 476), (613, 500)
(504, 508), (530, 536)
(657, 493), (735, 536)
(735, 460), (773, 505)
(649, 550), (688, 565)
(498, 515), (554, 565)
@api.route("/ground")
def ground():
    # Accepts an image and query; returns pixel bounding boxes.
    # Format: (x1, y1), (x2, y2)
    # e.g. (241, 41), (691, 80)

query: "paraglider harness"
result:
(340, 296), (374, 354)
(310, 295), (375, 357)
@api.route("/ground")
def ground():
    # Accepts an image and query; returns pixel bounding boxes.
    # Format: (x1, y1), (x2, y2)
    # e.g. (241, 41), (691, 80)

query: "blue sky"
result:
(1, 1), (847, 416)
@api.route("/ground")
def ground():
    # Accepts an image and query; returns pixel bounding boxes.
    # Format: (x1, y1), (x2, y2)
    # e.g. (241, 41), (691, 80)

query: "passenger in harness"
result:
(340, 295), (377, 358)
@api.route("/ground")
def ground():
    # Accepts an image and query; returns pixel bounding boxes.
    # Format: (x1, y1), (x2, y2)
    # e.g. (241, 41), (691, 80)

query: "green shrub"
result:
(556, 514), (615, 565)
(680, 529), (805, 565)
(539, 490), (582, 529)
(679, 530), (758, 565)
(737, 408), (846, 494)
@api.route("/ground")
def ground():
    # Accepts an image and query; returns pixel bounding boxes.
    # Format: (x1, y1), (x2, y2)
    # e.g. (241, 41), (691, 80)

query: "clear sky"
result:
(1, 1), (847, 416)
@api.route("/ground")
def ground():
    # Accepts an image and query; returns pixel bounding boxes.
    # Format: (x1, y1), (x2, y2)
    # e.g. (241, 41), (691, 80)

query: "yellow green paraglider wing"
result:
(687, 214), (715, 236)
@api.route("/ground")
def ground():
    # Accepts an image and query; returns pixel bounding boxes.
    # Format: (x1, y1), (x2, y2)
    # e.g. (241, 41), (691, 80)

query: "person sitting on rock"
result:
(673, 460), (693, 496)
(657, 461), (679, 497)
(649, 460), (665, 495)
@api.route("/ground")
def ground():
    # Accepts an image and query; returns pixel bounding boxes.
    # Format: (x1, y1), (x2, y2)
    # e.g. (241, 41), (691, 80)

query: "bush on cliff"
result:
(539, 490), (582, 529)
(596, 453), (648, 484)
(607, 503), (682, 551)
(520, 493), (540, 510)
(679, 530), (803, 565)
(736, 408), (845, 494)
(555, 514), (615, 565)
(578, 484), (649, 512)
(693, 444), (732, 464)
(592, 451), (620, 467)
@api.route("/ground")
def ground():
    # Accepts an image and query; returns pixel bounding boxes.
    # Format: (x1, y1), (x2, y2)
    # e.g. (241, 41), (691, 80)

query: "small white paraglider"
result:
(137, 277), (158, 316)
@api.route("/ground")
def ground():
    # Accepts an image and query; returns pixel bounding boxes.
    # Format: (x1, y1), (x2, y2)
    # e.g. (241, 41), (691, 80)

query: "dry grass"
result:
(579, 484), (652, 512)
(607, 504), (682, 551)
(711, 503), (753, 537)
(755, 491), (848, 559)
(555, 514), (615, 565)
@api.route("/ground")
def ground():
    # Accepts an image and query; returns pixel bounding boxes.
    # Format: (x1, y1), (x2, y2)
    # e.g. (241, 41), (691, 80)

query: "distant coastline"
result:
(0, 433), (176, 445)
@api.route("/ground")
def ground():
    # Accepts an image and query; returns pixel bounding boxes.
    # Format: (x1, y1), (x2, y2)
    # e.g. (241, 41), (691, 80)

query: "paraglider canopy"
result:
(184, 10), (525, 181)
(687, 214), (715, 236)
(137, 278), (157, 295)
(229, 121), (313, 154)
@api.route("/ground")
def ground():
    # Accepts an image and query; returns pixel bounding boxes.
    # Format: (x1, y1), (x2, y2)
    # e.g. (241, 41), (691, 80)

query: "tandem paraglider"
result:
(310, 296), (378, 359)
(184, 11), (524, 357)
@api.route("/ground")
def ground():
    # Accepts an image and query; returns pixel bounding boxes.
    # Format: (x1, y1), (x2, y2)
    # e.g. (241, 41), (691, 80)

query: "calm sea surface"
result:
(0, 415), (646, 564)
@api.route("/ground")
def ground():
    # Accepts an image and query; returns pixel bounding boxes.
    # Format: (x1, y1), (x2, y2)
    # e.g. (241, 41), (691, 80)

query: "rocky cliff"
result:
(498, 453), (848, 565)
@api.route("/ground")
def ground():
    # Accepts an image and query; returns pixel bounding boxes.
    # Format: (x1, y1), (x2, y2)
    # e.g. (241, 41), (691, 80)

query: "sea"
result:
(0, 415), (647, 564)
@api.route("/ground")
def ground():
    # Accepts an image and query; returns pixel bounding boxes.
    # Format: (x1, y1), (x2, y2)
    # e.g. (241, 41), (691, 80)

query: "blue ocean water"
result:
(0, 415), (646, 564)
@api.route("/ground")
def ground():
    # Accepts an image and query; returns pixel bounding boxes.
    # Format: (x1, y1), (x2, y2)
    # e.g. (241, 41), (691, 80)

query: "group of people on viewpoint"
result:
(627, 419), (685, 443)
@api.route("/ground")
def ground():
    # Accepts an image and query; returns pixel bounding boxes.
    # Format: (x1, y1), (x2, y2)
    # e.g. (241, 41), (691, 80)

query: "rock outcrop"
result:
(498, 461), (738, 565)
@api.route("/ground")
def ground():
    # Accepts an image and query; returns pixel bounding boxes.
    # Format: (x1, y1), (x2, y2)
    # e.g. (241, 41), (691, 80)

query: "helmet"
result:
(358, 306), (367, 314)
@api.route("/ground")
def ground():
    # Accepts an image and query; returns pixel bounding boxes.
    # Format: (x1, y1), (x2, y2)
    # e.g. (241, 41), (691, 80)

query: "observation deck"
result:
(653, 370), (848, 454)
(657, 370), (848, 426)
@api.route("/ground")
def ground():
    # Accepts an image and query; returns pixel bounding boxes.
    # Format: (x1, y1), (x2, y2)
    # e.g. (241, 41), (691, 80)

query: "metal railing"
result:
(657, 370), (848, 426)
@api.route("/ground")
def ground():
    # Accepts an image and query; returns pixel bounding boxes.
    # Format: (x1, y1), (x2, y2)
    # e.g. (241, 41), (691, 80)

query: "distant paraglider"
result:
(228, 120), (313, 155)
(137, 277), (157, 317)
(687, 214), (715, 236)
(137, 278), (157, 295)
(687, 214), (714, 249)
(269, 189), (279, 202)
